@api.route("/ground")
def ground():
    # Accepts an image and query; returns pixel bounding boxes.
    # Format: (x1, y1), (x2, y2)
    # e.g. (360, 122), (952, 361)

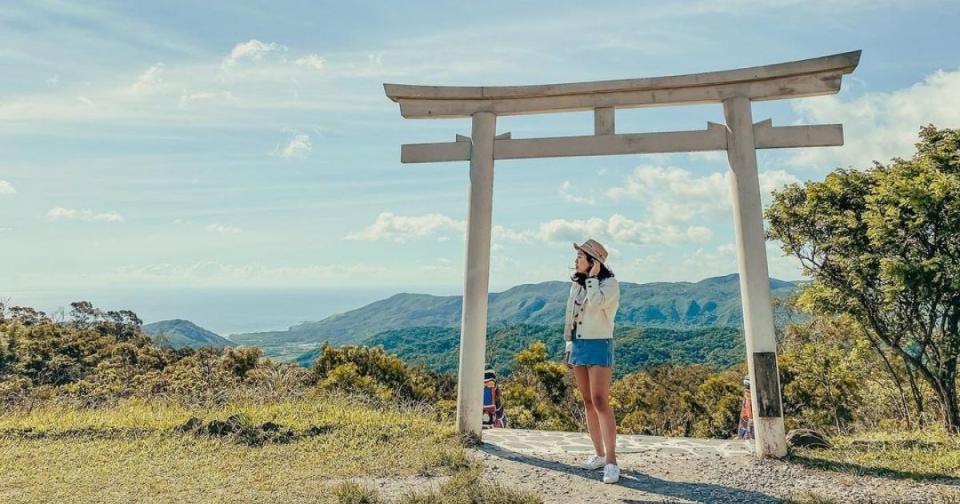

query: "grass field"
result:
(0, 394), (538, 503)
(790, 428), (960, 481)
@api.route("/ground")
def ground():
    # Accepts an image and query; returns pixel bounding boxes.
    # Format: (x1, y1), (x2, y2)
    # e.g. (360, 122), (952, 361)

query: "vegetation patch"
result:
(171, 413), (334, 446)
(398, 469), (542, 504)
(789, 429), (960, 481)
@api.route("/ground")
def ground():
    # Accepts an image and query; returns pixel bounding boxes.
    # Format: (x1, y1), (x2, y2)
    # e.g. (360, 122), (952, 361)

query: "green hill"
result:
(295, 323), (744, 378)
(143, 319), (236, 349)
(233, 274), (797, 360)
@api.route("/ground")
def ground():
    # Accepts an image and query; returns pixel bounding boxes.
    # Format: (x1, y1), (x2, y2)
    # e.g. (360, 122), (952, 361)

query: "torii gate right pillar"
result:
(724, 95), (787, 458)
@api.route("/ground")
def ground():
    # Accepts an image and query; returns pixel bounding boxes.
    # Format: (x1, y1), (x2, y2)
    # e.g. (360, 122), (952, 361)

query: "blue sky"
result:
(2, 0), (960, 301)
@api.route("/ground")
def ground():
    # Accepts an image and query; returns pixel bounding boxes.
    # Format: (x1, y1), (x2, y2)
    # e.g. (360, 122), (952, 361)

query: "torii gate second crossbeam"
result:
(384, 50), (861, 459)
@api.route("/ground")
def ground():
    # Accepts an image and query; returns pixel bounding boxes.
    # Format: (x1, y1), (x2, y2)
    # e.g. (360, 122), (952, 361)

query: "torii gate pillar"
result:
(724, 95), (787, 457)
(457, 112), (496, 435)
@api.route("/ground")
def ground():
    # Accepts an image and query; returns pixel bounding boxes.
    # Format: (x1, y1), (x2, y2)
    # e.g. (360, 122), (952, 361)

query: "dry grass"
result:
(789, 428), (960, 481)
(0, 394), (479, 503)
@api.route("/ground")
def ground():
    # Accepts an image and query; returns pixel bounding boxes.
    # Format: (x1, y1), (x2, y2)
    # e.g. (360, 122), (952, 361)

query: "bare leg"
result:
(588, 365), (617, 465)
(573, 365), (604, 457)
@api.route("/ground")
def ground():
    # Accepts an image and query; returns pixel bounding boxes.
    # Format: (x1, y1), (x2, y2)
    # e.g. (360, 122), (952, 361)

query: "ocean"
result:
(2, 287), (458, 336)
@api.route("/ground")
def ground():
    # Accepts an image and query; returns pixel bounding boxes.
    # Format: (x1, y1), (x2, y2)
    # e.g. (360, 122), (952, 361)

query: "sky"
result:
(2, 0), (960, 305)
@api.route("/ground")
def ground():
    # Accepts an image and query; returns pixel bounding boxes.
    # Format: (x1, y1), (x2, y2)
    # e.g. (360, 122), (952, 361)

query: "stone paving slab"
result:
(482, 428), (754, 458)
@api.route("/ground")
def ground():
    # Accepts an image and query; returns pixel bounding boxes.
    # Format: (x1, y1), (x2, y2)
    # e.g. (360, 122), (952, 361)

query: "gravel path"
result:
(472, 429), (960, 503)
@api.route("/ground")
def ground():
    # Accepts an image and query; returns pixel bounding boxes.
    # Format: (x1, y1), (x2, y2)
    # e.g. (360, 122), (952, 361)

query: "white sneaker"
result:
(581, 454), (605, 470)
(603, 463), (620, 484)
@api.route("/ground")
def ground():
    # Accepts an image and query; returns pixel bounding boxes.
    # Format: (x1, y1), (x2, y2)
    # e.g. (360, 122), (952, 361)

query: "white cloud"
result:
(492, 224), (533, 242)
(178, 90), (235, 108)
(607, 165), (727, 223)
(605, 246), (623, 261)
(221, 39), (288, 69)
(272, 131), (312, 159)
(616, 251), (668, 278)
(0, 39), (358, 129)
(559, 180), (595, 205)
(346, 212), (464, 242)
(347, 213), (535, 245)
(681, 243), (738, 273)
(294, 54), (325, 70)
(685, 226), (715, 243)
(0, 180), (15, 195)
(536, 214), (712, 246)
(789, 68), (960, 169)
(350, 210), (714, 249)
(683, 241), (802, 281)
(614, 240), (801, 282)
(606, 165), (800, 224)
(128, 63), (165, 95)
(4, 25), (602, 130)
(537, 217), (606, 242)
(758, 169), (803, 194)
(47, 207), (124, 222)
(46, 74), (60, 88)
(206, 223), (243, 235)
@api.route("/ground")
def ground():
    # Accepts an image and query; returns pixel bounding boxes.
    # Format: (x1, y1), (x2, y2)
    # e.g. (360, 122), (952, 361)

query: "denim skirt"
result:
(568, 337), (614, 367)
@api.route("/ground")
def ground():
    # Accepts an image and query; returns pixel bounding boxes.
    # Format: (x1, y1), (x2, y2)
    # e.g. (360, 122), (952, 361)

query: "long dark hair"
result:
(571, 255), (614, 287)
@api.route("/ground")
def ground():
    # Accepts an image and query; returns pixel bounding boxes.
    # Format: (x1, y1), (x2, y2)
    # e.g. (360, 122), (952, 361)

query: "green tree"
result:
(220, 346), (264, 380)
(691, 369), (744, 438)
(611, 364), (714, 436)
(309, 343), (449, 402)
(767, 126), (960, 432)
(501, 341), (579, 430)
(779, 315), (868, 433)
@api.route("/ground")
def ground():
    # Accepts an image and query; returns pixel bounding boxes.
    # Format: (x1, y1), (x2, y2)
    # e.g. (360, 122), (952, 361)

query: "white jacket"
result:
(563, 276), (620, 350)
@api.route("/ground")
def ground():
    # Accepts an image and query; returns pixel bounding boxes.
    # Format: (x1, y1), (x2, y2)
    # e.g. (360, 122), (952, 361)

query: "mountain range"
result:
(229, 273), (799, 361)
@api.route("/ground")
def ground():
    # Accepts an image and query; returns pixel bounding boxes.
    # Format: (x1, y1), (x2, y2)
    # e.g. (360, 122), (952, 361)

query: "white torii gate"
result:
(384, 50), (861, 458)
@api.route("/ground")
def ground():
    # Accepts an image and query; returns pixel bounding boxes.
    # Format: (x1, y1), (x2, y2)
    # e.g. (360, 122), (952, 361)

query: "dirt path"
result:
(472, 429), (960, 503)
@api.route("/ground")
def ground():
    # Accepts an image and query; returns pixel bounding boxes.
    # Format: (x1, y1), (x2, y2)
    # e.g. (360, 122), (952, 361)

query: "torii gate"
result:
(384, 50), (861, 458)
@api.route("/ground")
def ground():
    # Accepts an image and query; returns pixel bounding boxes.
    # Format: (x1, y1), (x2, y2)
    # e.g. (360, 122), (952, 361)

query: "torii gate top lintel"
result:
(384, 50), (861, 119)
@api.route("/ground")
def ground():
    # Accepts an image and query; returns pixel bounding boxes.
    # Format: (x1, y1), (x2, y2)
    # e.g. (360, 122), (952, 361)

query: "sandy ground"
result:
(468, 443), (960, 504)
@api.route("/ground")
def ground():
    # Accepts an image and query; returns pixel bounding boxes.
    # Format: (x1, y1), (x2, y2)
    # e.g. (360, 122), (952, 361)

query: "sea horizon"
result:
(2, 286), (429, 336)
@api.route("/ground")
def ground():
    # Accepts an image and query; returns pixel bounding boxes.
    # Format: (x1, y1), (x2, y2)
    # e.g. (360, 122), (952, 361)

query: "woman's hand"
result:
(588, 260), (601, 277)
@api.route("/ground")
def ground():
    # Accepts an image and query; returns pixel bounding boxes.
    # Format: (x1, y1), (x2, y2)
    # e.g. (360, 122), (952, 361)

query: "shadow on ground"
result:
(480, 443), (779, 503)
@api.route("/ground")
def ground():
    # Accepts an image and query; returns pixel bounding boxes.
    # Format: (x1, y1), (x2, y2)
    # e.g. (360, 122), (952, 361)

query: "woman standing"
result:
(564, 239), (621, 484)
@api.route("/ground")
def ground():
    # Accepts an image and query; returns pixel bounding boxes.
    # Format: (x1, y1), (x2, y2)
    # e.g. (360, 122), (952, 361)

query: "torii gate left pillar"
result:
(385, 50), (861, 458)
(457, 111), (496, 435)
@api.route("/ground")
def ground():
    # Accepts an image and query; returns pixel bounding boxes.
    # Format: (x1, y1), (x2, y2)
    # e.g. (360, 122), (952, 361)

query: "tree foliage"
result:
(308, 343), (454, 402)
(767, 125), (960, 432)
(0, 301), (453, 409)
